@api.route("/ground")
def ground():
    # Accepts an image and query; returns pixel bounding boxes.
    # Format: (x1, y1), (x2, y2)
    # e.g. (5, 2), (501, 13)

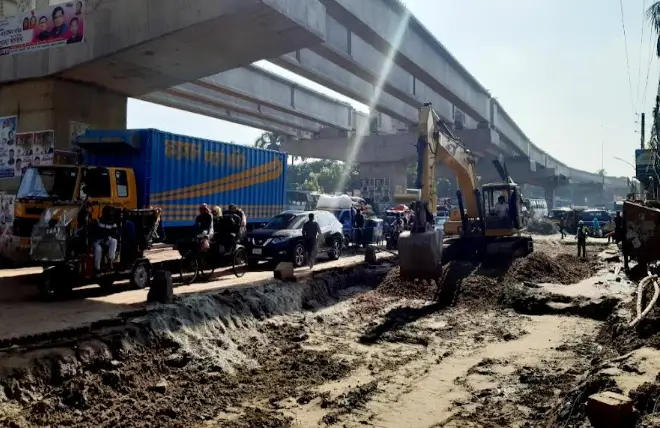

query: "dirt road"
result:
(0, 237), (659, 427)
(0, 250), (387, 341)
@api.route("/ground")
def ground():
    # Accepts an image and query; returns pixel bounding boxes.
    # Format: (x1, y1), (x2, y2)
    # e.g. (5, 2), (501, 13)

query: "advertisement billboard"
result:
(0, 0), (85, 56)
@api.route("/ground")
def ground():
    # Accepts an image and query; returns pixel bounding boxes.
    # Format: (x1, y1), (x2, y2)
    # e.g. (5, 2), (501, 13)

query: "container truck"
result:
(7, 129), (287, 262)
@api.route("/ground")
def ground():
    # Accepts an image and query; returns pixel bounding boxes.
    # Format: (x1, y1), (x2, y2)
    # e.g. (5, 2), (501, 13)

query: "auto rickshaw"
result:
(30, 203), (161, 300)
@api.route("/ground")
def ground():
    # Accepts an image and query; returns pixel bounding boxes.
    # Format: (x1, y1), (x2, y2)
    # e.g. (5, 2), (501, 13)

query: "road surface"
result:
(0, 248), (386, 341)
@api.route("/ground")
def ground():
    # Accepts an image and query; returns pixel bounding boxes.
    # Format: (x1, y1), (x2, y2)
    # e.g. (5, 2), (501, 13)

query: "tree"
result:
(254, 132), (306, 164)
(286, 160), (359, 193)
(254, 132), (283, 151)
(646, 3), (660, 149)
(648, 2), (660, 57)
(597, 168), (606, 176)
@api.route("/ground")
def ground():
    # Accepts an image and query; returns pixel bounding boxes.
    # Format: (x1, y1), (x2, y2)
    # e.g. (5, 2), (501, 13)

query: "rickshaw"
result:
(177, 213), (248, 284)
(30, 203), (162, 300)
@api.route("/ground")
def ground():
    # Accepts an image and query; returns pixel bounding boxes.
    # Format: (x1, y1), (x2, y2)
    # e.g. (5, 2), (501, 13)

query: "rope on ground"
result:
(629, 274), (660, 328)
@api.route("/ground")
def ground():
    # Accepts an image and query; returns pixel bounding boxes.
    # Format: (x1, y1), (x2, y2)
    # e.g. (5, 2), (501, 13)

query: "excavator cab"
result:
(481, 183), (522, 236)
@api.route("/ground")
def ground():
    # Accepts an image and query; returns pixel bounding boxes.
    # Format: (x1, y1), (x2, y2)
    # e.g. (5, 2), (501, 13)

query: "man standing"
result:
(559, 214), (566, 239)
(354, 208), (365, 247)
(302, 213), (321, 269)
(614, 211), (623, 244)
(92, 206), (118, 271)
(576, 220), (587, 258)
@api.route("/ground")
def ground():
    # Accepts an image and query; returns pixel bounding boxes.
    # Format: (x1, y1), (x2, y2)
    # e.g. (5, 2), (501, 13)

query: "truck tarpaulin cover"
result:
(81, 130), (287, 227)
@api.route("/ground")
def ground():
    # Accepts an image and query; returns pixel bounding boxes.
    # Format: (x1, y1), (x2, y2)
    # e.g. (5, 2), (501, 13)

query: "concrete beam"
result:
(141, 92), (313, 138)
(320, 0), (490, 124)
(150, 84), (325, 134)
(2, 0), (326, 95)
(195, 65), (355, 130)
(283, 132), (489, 163)
(272, 50), (418, 125)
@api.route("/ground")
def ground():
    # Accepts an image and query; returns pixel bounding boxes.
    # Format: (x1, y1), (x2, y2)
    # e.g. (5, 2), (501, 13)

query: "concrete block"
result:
(586, 391), (634, 428)
(147, 270), (173, 304)
(274, 262), (295, 281)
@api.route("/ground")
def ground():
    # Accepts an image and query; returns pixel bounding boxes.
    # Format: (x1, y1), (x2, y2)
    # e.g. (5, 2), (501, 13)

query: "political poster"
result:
(0, 116), (17, 179)
(33, 130), (54, 166)
(13, 130), (55, 177)
(0, 0), (85, 56)
(69, 120), (90, 149)
(0, 193), (15, 235)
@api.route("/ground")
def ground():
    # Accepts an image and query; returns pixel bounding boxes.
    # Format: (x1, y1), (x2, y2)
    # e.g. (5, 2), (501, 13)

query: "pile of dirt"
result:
(526, 218), (558, 235)
(376, 262), (478, 302)
(377, 266), (436, 300)
(505, 252), (597, 285)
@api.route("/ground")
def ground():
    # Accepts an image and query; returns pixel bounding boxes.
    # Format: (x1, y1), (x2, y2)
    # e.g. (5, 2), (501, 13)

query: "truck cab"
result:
(7, 165), (137, 263)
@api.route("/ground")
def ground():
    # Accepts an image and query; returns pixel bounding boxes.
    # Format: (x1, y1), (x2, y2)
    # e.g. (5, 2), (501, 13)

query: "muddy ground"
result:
(0, 236), (658, 427)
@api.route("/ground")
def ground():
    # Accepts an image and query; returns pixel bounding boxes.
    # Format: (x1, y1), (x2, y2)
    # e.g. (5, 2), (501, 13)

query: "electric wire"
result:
(620, 0), (638, 117)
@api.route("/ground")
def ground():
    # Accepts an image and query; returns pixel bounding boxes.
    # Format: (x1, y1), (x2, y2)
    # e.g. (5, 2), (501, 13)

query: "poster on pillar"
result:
(69, 121), (90, 149)
(0, 116), (17, 179)
(13, 130), (54, 177)
(0, 0), (85, 56)
(0, 193), (15, 235)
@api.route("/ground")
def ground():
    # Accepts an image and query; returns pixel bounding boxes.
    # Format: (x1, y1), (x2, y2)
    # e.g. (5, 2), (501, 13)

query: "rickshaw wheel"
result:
(233, 247), (248, 278)
(179, 252), (199, 285)
(130, 260), (151, 289)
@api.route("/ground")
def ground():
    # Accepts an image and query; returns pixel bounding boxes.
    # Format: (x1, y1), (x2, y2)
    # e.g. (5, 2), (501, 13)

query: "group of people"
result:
(192, 203), (247, 254)
(557, 211), (623, 258)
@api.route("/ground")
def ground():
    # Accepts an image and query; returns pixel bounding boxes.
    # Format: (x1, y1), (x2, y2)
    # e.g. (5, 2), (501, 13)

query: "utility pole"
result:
(641, 113), (646, 150)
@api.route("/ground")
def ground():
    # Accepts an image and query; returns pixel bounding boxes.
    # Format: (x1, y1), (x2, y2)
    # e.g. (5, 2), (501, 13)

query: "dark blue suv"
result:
(245, 210), (343, 268)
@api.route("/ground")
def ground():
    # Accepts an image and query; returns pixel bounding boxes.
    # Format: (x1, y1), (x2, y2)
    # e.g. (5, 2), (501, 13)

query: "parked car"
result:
(244, 210), (344, 268)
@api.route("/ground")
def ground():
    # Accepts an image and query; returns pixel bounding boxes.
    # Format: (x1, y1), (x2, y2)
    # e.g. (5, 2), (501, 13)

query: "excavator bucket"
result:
(397, 230), (444, 281)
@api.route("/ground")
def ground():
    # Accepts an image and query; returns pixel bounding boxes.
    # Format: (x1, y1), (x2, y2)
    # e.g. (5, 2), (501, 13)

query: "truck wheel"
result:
(130, 260), (151, 289)
(328, 238), (342, 260)
(292, 243), (306, 268)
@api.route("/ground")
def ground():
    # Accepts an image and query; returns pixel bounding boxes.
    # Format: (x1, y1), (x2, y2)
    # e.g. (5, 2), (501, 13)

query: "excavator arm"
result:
(417, 103), (480, 216)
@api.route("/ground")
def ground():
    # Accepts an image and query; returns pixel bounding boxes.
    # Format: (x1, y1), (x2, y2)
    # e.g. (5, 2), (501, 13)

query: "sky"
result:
(126, 0), (660, 179)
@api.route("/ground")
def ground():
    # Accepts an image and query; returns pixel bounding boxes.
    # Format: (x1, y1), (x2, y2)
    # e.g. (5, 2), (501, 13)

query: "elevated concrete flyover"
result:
(141, 65), (356, 136)
(0, 0), (326, 95)
(315, 0), (621, 189)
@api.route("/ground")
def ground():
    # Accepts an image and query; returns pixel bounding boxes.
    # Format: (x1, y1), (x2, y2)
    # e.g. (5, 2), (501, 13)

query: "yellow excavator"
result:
(395, 103), (533, 281)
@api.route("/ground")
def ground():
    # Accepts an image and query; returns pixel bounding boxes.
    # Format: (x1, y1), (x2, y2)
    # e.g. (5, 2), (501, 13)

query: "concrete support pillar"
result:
(0, 78), (127, 191)
(542, 184), (556, 210)
(358, 161), (407, 205)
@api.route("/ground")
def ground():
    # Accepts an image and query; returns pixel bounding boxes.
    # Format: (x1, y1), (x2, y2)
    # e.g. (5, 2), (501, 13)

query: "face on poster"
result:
(0, 1), (86, 57)
(69, 121), (90, 148)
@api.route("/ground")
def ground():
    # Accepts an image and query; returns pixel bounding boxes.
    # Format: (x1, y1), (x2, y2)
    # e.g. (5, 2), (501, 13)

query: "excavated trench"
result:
(0, 241), (656, 427)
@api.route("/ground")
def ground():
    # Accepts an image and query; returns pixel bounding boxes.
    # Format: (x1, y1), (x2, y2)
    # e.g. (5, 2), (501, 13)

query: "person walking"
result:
(302, 213), (321, 269)
(576, 220), (587, 258)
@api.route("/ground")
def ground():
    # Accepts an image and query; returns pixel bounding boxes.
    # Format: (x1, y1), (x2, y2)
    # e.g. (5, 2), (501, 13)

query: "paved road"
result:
(0, 249), (384, 341)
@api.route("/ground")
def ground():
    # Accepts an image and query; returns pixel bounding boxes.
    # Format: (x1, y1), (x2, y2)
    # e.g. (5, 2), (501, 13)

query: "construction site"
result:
(2, 0), (660, 426)
(0, 230), (655, 428)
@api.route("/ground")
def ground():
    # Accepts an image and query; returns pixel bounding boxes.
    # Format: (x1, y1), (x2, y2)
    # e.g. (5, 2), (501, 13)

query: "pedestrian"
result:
(302, 212), (321, 269)
(559, 214), (566, 239)
(576, 220), (587, 258)
(614, 211), (623, 244)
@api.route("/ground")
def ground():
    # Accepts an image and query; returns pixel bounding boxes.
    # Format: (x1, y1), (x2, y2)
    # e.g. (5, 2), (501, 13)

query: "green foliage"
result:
(254, 132), (306, 164)
(287, 160), (360, 193)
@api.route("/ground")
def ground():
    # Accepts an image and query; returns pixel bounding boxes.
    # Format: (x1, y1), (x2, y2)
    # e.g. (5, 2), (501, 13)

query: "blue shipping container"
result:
(80, 129), (288, 228)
